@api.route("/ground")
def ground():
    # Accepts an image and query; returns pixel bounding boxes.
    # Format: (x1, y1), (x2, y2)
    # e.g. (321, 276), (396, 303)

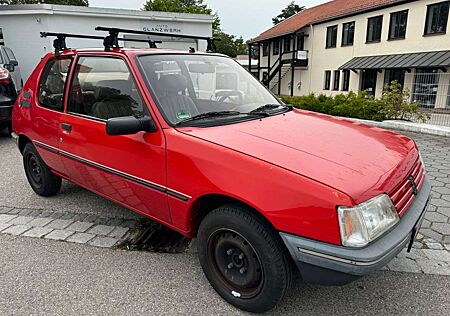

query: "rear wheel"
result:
(23, 142), (61, 197)
(197, 204), (294, 313)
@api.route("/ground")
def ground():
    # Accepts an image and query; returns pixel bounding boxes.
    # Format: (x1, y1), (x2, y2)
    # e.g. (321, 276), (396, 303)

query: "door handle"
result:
(61, 123), (72, 133)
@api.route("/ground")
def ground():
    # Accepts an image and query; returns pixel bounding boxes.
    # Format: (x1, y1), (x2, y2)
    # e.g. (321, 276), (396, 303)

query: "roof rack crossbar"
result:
(95, 26), (220, 53)
(40, 32), (164, 53)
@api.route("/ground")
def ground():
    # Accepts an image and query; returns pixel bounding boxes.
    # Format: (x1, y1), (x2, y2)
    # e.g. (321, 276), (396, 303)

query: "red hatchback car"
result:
(13, 40), (430, 312)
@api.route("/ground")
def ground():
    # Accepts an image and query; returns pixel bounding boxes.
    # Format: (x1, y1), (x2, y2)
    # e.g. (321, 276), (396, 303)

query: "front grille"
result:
(389, 158), (425, 217)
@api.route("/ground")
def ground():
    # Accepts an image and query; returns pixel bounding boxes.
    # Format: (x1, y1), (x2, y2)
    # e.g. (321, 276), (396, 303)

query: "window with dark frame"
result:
(297, 33), (305, 51)
(262, 43), (269, 57)
(424, 1), (449, 35)
(389, 10), (408, 40)
(283, 37), (291, 52)
(333, 70), (340, 91)
(342, 22), (355, 46)
(342, 70), (350, 91)
(384, 69), (406, 88)
(367, 15), (383, 42)
(273, 40), (280, 55)
(324, 71), (331, 90)
(326, 25), (338, 48)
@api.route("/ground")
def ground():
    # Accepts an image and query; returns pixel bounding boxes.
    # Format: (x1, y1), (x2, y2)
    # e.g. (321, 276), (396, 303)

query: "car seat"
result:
(157, 74), (199, 122)
(91, 80), (135, 119)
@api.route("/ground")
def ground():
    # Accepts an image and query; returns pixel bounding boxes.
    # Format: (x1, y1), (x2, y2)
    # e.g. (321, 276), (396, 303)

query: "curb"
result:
(346, 118), (450, 137)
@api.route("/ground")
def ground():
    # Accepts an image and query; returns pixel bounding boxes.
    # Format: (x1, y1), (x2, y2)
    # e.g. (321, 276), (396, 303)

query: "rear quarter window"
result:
(38, 57), (73, 112)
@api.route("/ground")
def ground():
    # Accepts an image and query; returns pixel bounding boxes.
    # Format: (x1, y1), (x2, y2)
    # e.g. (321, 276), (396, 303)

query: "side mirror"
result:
(4, 64), (14, 72)
(9, 60), (19, 67)
(106, 116), (157, 136)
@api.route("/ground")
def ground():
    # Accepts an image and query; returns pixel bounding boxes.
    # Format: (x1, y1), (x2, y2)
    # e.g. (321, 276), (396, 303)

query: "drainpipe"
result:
(308, 24), (314, 95)
(291, 34), (296, 97)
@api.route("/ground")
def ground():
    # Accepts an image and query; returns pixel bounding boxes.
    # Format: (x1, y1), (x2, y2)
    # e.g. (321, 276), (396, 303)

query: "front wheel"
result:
(23, 142), (62, 197)
(197, 205), (294, 313)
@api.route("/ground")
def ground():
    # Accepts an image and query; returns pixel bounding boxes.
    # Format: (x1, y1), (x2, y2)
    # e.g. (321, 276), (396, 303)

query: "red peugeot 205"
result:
(12, 28), (430, 313)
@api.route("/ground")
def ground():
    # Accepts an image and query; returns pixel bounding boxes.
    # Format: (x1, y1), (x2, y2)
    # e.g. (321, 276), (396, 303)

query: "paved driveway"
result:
(0, 234), (449, 316)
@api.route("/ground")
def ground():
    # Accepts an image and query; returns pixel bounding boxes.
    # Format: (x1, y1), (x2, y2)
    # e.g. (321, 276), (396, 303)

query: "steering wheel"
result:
(215, 90), (243, 105)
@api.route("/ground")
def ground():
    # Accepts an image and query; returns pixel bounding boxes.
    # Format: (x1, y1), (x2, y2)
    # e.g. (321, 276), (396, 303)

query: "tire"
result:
(197, 204), (294, 313)
(23, 142), (62, 197)
(7, 122), (12, 137)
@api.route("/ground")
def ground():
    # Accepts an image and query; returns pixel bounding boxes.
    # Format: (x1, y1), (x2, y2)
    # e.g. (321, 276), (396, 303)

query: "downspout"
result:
(308, 24), (314, 95)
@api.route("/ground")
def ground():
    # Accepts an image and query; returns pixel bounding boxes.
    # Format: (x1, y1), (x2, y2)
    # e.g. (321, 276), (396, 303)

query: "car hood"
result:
(178, 110), (418, 204)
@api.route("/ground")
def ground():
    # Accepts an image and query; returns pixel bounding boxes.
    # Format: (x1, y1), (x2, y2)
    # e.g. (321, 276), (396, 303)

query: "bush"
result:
(281, 91), (387, 121)
(281, 82), (429, 122)
(379, 81), (430, 123)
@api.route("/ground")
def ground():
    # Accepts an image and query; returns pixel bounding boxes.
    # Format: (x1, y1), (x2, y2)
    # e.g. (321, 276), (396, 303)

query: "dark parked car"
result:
(0, 45), (23, 92)
(0, 65), (17, 135)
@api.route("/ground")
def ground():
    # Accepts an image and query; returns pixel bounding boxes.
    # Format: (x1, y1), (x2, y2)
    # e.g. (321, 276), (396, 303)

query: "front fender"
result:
(165, 129), (354, 245)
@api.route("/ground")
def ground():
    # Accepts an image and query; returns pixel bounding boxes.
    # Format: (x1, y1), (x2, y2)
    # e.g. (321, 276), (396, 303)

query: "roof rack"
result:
(95, 26), (220, 53)
(40, 32), (163, 55)
(41, 27), (220, 55)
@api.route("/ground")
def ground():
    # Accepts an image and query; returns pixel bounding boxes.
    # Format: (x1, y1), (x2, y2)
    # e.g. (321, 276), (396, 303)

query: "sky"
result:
(90, 0), (328, 40)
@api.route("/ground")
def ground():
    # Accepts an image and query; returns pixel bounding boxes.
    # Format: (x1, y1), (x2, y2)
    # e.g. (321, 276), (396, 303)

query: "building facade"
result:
(0, 4), (214, 80)
(250, 0), (450, 110)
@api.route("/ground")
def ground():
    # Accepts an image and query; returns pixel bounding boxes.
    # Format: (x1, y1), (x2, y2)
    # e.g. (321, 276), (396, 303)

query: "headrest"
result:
(158, 74), (187, 94)
(94, 80), (130, 100)
(94, 86), (119, 100)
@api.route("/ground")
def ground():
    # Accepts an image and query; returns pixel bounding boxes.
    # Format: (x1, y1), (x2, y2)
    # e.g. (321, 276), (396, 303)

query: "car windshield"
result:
(137, 54), (282, 125)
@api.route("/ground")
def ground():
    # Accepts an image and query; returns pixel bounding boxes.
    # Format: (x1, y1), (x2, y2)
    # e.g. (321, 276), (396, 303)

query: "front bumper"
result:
(281, 176), (431, 286)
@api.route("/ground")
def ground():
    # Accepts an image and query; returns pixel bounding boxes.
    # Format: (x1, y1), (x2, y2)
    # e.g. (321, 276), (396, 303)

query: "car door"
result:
(28, 55), (73, 176)
(59, 54), (170, 223)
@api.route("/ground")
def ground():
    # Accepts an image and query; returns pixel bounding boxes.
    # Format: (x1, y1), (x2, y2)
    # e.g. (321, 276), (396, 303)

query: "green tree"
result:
(214, 31), (247, 58)
(144, 0), (220, 33)
(0, 0), (88, 5)
(273, 1), (305, 25)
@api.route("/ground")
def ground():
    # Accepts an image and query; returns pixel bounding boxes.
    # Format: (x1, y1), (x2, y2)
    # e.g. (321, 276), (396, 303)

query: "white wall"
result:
(0, 11), (213, 80)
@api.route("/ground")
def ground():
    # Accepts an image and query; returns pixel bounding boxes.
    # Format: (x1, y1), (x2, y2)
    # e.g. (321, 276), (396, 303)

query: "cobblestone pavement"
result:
(0, 206), (138, 248)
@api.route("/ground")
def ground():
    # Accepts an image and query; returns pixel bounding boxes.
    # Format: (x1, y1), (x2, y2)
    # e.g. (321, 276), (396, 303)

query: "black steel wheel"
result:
(207, 229), (264, 299)
(23, 142), (61, 197)
(198, 204), (294, 313)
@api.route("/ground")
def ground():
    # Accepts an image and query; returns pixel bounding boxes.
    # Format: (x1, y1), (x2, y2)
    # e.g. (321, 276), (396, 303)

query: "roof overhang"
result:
(339, 51), (450, 71)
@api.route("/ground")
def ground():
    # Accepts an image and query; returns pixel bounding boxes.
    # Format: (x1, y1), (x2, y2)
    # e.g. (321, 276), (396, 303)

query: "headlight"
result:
(338, 194), (399, 247)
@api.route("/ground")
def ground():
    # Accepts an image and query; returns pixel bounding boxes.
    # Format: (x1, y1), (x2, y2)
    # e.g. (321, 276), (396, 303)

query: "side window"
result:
(68, 56), (147, 120)
(38, 57), (73, 111)
(4, 47), (16, 62)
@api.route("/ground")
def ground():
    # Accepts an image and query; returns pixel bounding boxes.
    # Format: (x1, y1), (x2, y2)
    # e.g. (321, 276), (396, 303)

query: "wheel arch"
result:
(190, 194), (277, 237)
(18, 134), (32, 154)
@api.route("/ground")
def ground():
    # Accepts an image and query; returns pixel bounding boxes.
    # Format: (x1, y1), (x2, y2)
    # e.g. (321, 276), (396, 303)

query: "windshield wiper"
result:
(248, 104), (289, 114)
(175, 111), (242, 126)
